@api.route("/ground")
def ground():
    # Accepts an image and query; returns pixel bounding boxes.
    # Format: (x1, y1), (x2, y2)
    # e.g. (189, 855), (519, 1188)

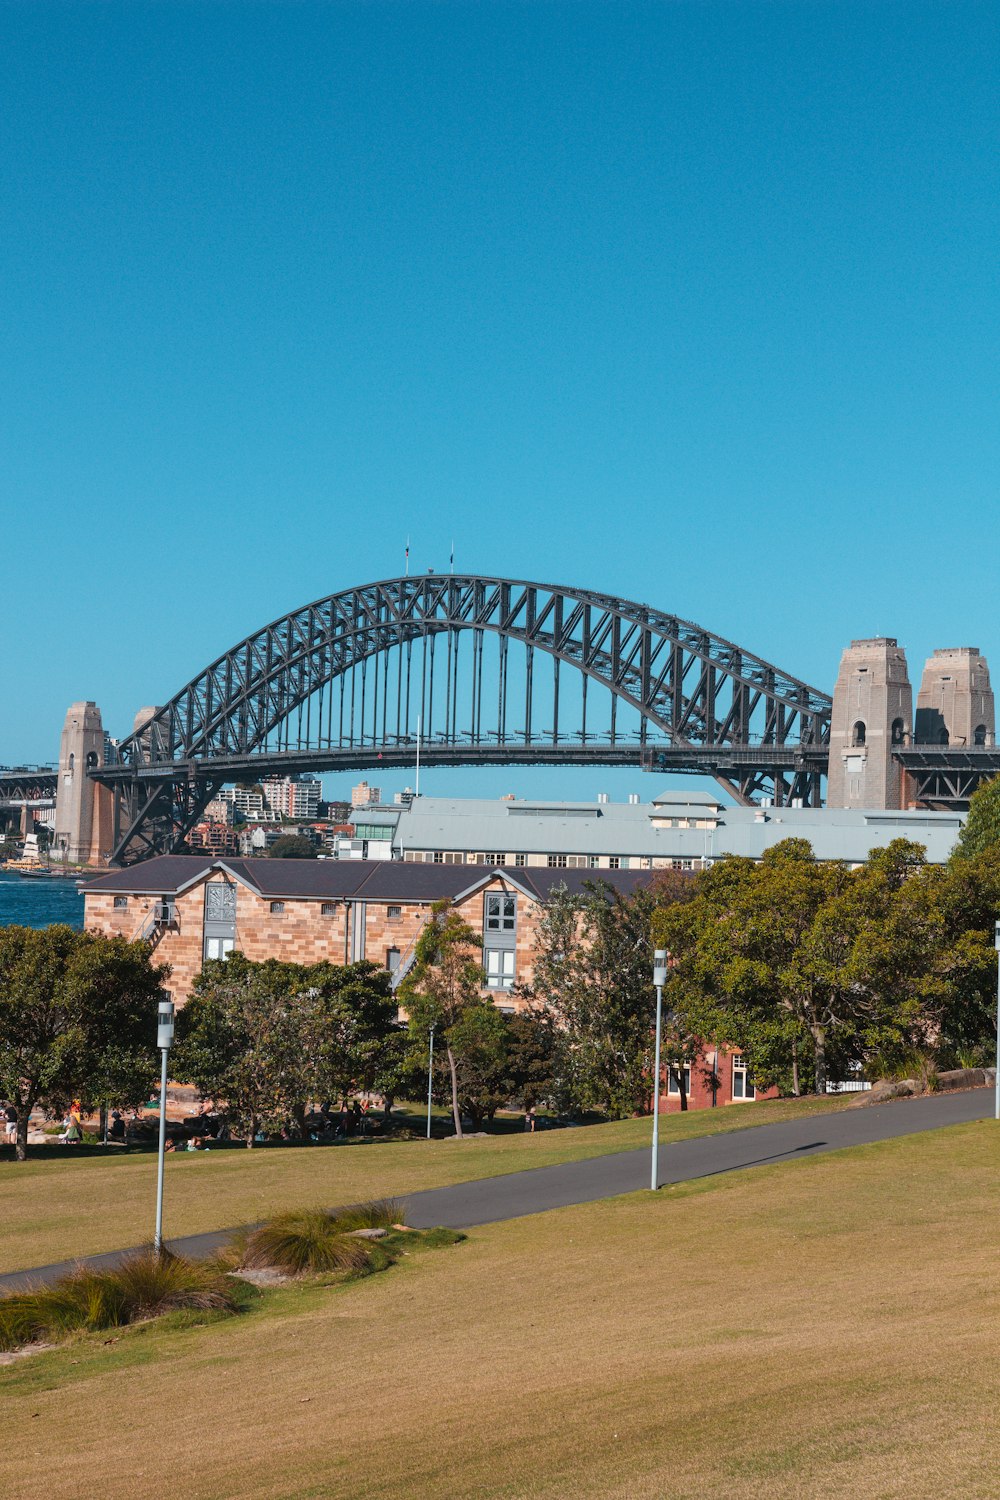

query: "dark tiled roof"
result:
(86, 855), (656, 905)
(86, 856), (215, 894)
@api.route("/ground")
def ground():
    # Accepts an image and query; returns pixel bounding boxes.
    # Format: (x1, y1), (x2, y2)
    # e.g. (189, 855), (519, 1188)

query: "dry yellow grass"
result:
(0, 1095), (847, 1274)
(4, 1118), (1000, 1499)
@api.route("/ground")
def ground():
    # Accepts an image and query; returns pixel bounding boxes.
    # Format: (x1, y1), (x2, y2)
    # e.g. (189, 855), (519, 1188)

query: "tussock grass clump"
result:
(0, 1251), (239, 1353)
(241, 1200), (405, 1277)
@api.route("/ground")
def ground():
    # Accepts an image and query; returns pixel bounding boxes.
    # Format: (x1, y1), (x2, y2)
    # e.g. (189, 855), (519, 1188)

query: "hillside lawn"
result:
(4, 1119), (999, 1498)
(0, 1095), (853, 1275)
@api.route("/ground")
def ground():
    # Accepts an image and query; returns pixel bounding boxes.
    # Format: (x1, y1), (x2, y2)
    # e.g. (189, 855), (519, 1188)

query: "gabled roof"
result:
(84, 855), (656, 905)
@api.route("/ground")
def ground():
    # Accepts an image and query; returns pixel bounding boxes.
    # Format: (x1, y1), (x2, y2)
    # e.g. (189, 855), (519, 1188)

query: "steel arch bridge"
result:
(93, 574), (833, 864)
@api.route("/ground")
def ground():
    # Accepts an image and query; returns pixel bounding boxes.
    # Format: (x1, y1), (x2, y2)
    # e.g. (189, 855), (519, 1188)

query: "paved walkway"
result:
(2, 1088), (993, 1292)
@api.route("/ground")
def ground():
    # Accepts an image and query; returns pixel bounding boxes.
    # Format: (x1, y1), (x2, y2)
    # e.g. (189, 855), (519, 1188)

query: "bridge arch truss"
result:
(95, 575), (832, 863)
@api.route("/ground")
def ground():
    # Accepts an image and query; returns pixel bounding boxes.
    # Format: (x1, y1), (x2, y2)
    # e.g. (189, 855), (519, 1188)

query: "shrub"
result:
(240, 1199), (403, 1277)
(0, 1250), (239, 1352)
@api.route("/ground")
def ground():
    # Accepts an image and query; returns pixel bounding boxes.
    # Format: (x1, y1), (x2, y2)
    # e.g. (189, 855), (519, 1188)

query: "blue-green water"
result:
(0, 870), (86, 930)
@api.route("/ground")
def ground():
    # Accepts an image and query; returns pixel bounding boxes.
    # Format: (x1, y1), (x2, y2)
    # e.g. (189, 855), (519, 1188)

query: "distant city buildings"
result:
(351, 780), (381, 807)
(262, 776), (322, 820)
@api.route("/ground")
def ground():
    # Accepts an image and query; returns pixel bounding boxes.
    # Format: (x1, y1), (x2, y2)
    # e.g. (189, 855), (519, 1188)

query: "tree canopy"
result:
(174, 954), (400, 1144)
(0, 925), (166, 1159)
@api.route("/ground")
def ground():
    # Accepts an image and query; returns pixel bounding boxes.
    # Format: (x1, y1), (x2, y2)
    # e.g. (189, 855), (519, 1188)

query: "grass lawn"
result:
(3, 1119), (999, 1498)
(0, 1094), (851, 1275)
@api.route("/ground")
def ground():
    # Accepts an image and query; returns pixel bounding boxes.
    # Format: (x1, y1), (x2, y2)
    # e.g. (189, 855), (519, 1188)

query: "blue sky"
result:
(3, 1), (998, 803)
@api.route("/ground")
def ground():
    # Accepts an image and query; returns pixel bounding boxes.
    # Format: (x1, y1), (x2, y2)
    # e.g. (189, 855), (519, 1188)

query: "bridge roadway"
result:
(0, 1086), (991, 1292)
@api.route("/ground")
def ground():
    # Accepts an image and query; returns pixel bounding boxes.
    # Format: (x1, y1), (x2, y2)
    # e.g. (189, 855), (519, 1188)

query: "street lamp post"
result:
(651, 949), (668, 1191)
(154, 994), (175, 1254)
(426, 1023), (436, 1140)
(994, 922), (1000, 1122)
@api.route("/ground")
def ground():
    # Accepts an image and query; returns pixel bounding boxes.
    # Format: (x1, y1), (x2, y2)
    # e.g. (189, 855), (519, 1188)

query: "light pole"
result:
(154, 993), (175, 1254)
(426, 1023), (436, 1140)
(651, 949), (668, 1191)
(994, 922), (1000, 1122)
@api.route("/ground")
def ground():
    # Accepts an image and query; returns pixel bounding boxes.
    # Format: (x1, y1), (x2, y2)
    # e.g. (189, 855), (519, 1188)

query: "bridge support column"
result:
(826, 639), (912, 810)
(53, 702), (114, 866)
(915, 648), (995, 749)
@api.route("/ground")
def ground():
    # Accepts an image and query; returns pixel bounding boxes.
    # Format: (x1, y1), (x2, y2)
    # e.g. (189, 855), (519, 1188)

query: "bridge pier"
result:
(52, 702), (114, 866)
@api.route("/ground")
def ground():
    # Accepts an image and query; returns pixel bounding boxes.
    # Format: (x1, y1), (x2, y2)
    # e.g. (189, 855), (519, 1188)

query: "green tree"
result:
(0, 925), (165, 1160)
(399, 902), (485, 1137)
(657, 838), (942, 1095)
(530, 881), (663, 1118)
(267, 834), (317, 859)
(175, 954), (399, 1144)
(930, 846), (1000, 1064)
(501, 1010), (557, 1111)
(952, 776), (1000, 862)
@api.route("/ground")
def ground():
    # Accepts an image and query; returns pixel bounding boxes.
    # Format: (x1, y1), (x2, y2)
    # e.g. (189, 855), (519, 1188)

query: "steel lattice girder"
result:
(104, 574), (834, 768)
(94, 574), (835, 861)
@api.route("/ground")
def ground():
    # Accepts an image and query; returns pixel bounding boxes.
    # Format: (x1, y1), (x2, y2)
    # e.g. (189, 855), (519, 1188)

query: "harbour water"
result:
(0, 870), (85, 930)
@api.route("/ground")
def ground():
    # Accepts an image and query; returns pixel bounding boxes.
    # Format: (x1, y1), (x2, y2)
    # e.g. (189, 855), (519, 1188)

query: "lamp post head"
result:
(157, 994), (175, 1051)
(653, 949), (668, 988)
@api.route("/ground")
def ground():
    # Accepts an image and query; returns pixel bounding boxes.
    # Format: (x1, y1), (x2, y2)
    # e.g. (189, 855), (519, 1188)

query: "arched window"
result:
(852, 721), (866, 747)
(68, 752), (75, 772)
(86, 750), (98, 769)
(891, 718), (905, 745)
(975, 724), (988, 746)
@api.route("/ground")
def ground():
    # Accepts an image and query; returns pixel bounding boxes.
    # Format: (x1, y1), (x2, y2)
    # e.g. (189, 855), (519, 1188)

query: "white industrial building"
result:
(329, 788), (963, 868)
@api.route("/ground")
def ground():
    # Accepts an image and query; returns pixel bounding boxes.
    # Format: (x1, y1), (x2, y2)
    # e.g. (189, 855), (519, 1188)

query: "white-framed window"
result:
(204, 936), (235, 961)
(547, 853), (568, 868)
(732, 1055), (756, 1100)
(515, 853), (527, 867)
(608, 856), (620, 869)
(667, 1063), (692, 1097)
(484, 948), (516, 989)
(484, 894), (516, 932)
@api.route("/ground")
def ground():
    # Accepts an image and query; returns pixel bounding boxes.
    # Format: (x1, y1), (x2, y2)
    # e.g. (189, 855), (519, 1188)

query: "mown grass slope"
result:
(3, 1118), (998, 1499)
(0, 1095), (848, 1274)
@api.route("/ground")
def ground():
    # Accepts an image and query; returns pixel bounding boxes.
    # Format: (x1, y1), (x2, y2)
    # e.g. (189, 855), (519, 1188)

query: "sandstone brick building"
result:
(84, 855), (772, 1111)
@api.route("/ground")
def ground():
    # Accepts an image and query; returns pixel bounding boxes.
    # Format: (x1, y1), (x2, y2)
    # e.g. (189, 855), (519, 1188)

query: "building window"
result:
(387, 905), (401, 920)
(485, 852), (506, 866)
(433, 851), (444, 863)
(732, 1055), (756, 1100)
(515, 853), (526, 867)
(852, 720), (866, 747)
(975, 724), (988, 746)
(608, 856), (620, 869)
(667, 1064), (691, 1097)
(113, 896), (128, 910)
(891, 717), (905, 745)
(589, 856), (600, 868)
(484, 948), (515, 989)
(546, 854), (568, 868)
(485, 894), (516, 932)
(321, 901), (337, 917)
(269, 901), (285, 915)
(204, 936), (235, 961)
(386, 946), (400, 973)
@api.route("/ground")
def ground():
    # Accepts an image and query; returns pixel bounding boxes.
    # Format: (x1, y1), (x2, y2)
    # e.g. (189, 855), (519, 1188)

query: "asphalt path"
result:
(1, 1088), (993, 1292)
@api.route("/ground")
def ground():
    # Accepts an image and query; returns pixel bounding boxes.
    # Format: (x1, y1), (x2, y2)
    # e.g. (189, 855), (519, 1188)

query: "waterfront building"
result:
(332, 789), (962, 869)
(82, 853), (777, 1111)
